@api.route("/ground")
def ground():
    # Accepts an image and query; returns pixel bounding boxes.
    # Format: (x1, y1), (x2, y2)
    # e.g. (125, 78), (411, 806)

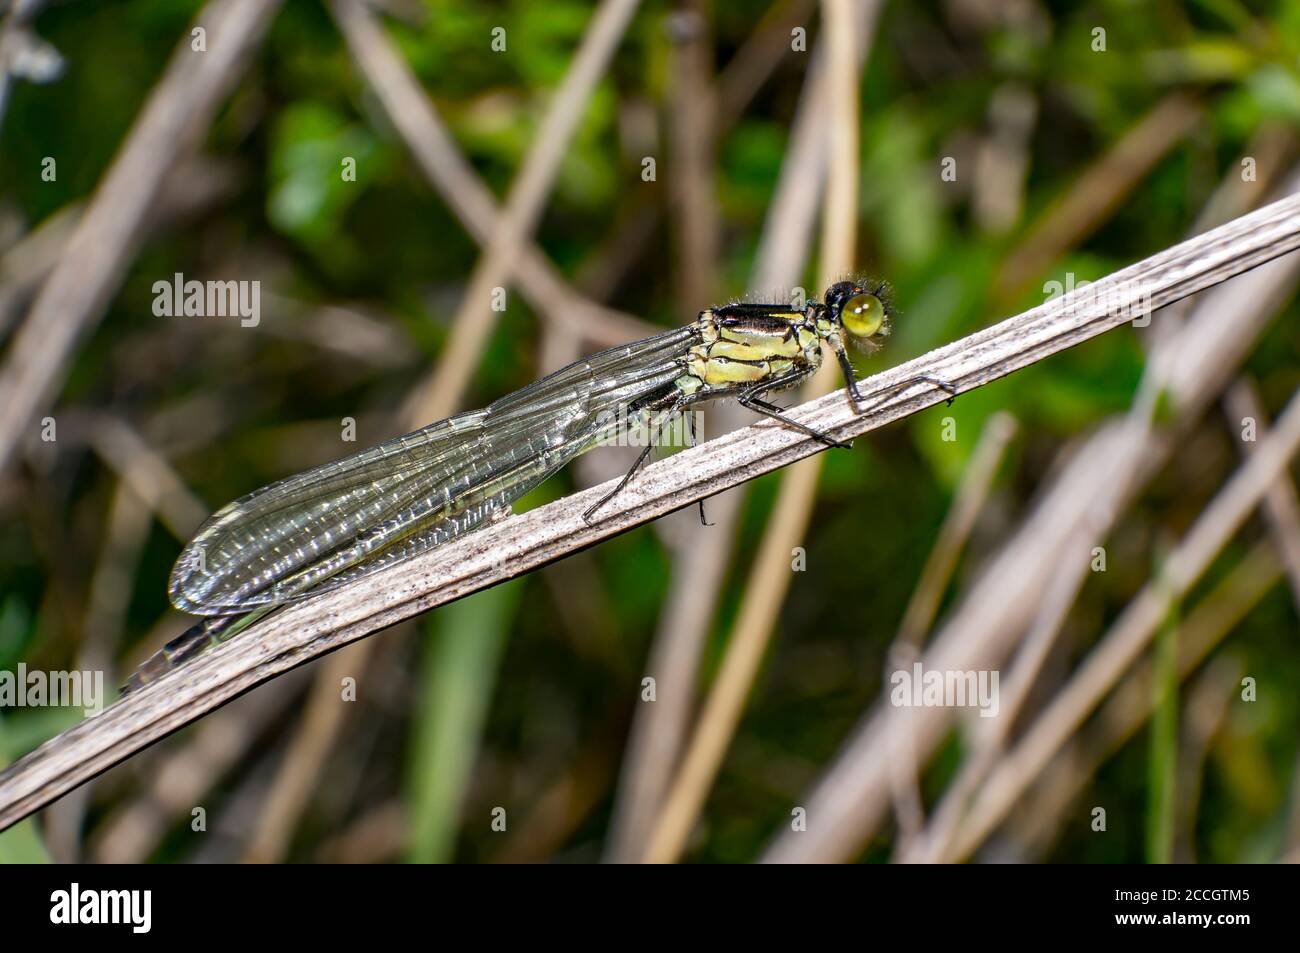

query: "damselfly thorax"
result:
(615, 304), (824, 437)
(679, 304), (824, 396)
(124, 279), (956, 692)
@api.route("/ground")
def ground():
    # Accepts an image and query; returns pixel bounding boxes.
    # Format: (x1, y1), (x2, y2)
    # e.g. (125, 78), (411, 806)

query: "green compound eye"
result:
(841, 293), (885, 338)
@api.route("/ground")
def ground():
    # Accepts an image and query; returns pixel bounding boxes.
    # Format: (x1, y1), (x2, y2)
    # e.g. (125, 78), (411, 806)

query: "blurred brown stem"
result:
(994, 92), (1203, 302)
(0, 0), (283, 476)
(947, 382), (1300, 861)
(328, 0), (651, 349)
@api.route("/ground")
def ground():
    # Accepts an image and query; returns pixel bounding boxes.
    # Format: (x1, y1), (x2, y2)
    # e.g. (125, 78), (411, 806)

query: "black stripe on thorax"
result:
(711, 302), (806, 322)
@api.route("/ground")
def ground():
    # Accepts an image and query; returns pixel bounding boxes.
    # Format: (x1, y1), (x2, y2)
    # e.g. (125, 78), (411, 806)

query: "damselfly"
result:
(124, 279), (954, 691)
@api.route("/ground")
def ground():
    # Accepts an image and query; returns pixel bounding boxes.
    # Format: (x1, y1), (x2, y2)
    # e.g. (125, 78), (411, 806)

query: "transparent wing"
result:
(170, 325), (699, 614)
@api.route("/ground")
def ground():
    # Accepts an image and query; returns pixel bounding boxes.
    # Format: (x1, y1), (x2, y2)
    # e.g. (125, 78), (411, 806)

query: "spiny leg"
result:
(740, 384), (852, 449)
(832, 347), (958, 413)
(584, 442), (654, 523)
(584, 398), (688, 523)
(854, 374), (957, 414)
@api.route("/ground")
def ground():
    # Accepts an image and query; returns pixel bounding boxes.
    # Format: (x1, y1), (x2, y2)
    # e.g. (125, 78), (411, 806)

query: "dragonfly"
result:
(123, 279), (955, 692)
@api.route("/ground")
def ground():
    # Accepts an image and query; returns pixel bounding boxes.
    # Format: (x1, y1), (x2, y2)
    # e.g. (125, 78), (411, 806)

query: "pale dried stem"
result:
(241, 0), (642, 863)
(246, 0), (643, 863)
(896, 412), (1019, 650)
(904, 524), (1091, 863)
(603, 1), (727, 862)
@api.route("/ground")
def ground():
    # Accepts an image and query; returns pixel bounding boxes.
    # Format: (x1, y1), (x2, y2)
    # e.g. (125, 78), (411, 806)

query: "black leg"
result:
(834, 346), (868, 405)
(741, 392), (852, 449)
(832, 342), (957, 413)
(585, 393), (697, 523)
(853, 373), (958, 414)
(584, 442), (655, 523)
(681, 409), (714, 525)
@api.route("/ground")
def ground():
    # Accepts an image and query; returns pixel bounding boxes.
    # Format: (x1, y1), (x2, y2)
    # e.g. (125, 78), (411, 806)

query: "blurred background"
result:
(1, 0), (1299, 863)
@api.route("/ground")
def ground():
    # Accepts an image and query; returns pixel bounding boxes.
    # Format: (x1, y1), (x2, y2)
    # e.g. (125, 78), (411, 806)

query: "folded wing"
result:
(169, 326), (698, 614)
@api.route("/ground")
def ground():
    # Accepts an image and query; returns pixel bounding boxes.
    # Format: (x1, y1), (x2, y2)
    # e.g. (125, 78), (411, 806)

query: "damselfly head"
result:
(822, 278), (894, 351)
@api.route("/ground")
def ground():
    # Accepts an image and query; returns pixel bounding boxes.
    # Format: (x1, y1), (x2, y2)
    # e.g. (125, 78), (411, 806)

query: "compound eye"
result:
(841, 293), (885, 337)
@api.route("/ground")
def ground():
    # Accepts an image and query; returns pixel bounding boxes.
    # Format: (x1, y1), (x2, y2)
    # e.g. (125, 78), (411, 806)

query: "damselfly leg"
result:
(584, 443), (654, 524)
(857, 373), (958, 412)
(832, 346), (957, 413)
(683, 410), (712, 526)
(738, 370), (853, 449)
(583, 395), (690, 524)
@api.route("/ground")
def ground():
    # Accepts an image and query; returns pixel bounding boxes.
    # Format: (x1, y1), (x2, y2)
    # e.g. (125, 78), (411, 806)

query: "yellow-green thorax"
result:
(673, 304), (826, 399)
